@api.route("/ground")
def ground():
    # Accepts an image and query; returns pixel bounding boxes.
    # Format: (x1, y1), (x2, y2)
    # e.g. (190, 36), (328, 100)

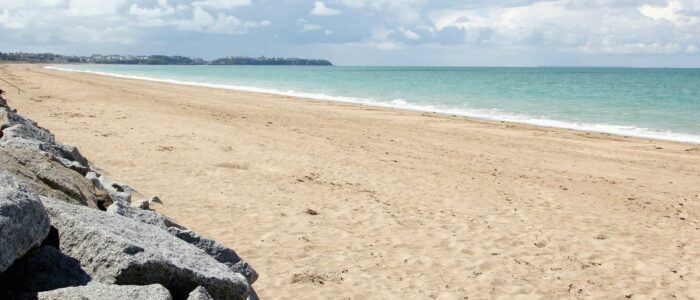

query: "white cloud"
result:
(375, 41), (403, 50)
(300, 23), (322, 32)
(311, 1), (342, 16)
(370, 27), (393, 41)
(61, 25), (135, 44)
(1, 0), (700, 65)
(192, 0), (252, 10)
(422, 0), (700, 54)
(208, 13), (244, 33)
(68, 0), (127, 17)
(129, 1), (176, 18)
(0, 9), (29, 29)
(399, 27), (420, 39)
(341, 0), (425, 23)
(176, 6), (214, 31)
(0, 0), (64, 10)
(358, 26), (406, 50)
(246, 20), (271, 27)
(639, 0), (700, 26)
(175, 5), (268, 34)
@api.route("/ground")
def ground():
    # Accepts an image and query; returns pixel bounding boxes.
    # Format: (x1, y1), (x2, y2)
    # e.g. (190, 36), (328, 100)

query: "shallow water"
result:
(50, 65), (700, 144)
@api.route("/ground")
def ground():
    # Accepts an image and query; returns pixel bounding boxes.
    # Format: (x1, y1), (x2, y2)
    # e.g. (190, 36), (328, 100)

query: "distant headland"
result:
(0, 52), (333, 66)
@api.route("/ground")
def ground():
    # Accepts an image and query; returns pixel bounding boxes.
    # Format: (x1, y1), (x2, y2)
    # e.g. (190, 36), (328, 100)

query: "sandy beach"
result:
(1, 63), (699, 299)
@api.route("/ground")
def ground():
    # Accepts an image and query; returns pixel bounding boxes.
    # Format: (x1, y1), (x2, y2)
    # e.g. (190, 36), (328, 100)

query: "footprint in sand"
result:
(157, 146), (175, 152)
(214, 162), (250, 170)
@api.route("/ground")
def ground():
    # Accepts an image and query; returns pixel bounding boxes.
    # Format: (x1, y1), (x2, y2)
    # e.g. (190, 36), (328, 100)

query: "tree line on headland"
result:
(0, 52), (333, 66)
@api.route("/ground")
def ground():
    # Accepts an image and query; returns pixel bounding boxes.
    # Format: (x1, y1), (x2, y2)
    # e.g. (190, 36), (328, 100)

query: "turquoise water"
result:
(49, 65), (700, 144)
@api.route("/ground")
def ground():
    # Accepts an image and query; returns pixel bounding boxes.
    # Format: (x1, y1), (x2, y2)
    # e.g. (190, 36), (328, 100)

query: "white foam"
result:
(45, 65), (700, 144)
(390, 98), (408, 105)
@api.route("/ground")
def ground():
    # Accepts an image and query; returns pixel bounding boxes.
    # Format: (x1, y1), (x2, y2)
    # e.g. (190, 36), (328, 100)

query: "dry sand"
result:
(1, 64), (699, 299)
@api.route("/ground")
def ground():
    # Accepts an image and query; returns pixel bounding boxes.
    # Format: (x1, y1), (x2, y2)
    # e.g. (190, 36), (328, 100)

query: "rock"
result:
(0, 172), (51, 272)
(0, 110), (8, 127)
(0, 108), (55, 144)
(97, 175), (132, 204)
(27, 282), (172, 300)
(149, 195), (163, 205)
(136, 200), (150, 210)
(108, 200), (257, 285)
(0, 246), (90, 293)
(55, 144), (89, 169)
(52, 156), (89, 175)
(247, 287), (260, 300)
(0, 96), (7, 108)
(86, 171), (100, 186)
(187, 286), (214, 300)
(0, 148), (110, 209)
(168, 227), (258, 284)
(107, 200), (183, 230)
(0, 108), (89, 174)
(42, 197), (251, 300)
(46, 144), (90, 175)
(0, 135), (88, 174)
(107, 200), (257, 284)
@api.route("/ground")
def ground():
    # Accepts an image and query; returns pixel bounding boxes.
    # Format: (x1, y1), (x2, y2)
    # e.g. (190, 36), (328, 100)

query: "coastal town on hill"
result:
(0, 52), (333, 66)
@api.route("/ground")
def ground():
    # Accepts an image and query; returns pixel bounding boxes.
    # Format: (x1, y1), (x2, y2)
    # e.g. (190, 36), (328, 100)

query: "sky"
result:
(1, 0), (700, 67)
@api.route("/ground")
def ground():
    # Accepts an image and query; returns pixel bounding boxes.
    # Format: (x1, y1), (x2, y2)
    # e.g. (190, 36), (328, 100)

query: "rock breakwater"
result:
(0, 95), (257, 300)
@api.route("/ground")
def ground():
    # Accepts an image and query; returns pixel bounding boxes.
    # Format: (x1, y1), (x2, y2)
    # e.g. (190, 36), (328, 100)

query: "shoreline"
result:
(3, 63), (700, 298)
(44, 65), (700, 145)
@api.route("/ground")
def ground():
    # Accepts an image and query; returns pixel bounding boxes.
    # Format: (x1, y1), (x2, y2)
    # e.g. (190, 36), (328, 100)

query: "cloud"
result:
(311, 1), (342, 16)
(192, 0), (252, 9)
(639, 0), (700, 26)
(399, 27), (420, 40)
(300, 23), (322, 32)
(67, 0), (128, 17)
(129, 1), (176, 18)
(0, 0), (699, 66)
(175, 5), (269, 34)
(61, 25), (136, 44)
(340, 0), (426, 23)
(0, 0), (63, 10)
(420, 0), (700, 54)
(0, 9), (29, 29)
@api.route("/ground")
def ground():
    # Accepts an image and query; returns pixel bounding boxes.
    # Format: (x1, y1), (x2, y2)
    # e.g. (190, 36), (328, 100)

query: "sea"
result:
(47, 65), (700, 144)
